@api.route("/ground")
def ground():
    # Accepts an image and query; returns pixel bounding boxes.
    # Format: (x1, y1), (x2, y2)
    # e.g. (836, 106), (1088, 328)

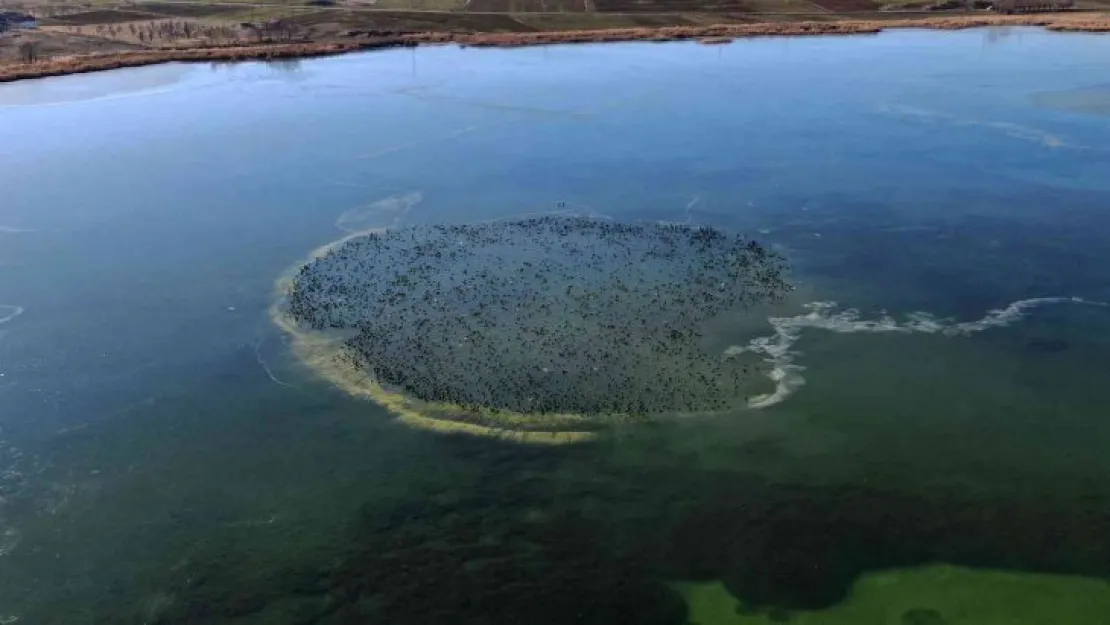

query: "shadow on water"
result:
(141, 429), (1110, 625)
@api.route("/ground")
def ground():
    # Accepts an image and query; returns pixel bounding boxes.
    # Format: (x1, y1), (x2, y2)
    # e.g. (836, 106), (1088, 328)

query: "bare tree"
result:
(243, 24), (263, 43)
(271, 19), (298, 42)
(18, 40), (40, 64)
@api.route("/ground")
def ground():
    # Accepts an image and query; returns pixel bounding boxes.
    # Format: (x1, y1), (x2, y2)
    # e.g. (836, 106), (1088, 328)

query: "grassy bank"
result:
(1, 12), (1109, 83)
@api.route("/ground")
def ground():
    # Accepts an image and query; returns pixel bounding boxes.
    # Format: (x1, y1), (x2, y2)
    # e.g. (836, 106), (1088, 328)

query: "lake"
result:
(3, 26), (1110, 624)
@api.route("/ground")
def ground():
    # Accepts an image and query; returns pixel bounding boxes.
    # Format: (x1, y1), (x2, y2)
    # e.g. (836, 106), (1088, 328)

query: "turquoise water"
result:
(2, 27), (1110, 623)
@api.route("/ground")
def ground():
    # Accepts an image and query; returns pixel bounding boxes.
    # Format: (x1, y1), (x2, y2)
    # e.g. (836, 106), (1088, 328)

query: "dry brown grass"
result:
(1044, 15), (1110, 29)
(0, 39), (392, 82)
(454, 20), (885, 46)
(2, 12), (1109, 83)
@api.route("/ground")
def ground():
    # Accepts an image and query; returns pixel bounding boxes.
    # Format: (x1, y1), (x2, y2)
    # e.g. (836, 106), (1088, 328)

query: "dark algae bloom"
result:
(281, 216), (789, 442)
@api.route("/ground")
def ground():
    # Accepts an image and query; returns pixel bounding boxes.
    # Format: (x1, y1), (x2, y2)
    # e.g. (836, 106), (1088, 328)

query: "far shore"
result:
(2, 12), (1109, 84)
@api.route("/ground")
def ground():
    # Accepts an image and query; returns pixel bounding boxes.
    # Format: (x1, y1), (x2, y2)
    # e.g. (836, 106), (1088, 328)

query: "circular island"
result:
(275, 215), (789, 443)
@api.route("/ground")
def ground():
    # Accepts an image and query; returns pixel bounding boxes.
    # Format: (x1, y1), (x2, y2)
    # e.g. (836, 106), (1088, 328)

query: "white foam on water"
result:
(728, 297), (1109, 408)
(335, 192), (422, 233)
(0, 307), (23, 326)
(946, 296), (1106, 334)
(983, 121), (1065, 149)
(877, 103), (1069, 149)
(684, 196), (700, 224)
(0, 227), (34, 234)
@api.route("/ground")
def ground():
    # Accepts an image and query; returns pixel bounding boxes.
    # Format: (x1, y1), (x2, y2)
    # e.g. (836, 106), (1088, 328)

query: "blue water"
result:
(2, 26), (1110, 624)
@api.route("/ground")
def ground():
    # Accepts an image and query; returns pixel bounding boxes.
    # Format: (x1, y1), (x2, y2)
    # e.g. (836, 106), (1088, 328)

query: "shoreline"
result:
(2, 12), (1109, 84)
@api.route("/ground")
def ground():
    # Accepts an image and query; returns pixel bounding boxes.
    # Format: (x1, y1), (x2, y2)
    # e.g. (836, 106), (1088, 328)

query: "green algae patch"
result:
(674, 564), (1110, 625)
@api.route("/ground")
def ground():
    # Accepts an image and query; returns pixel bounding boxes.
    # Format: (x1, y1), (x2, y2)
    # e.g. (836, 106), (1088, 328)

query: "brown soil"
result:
(513, 11), (699, 29)
(291, 8), (540, 31)
(466, 0), (590, 12)
(2, 12), (1109, 83)
(594, 0), (752, 12)
(44, 9), (167, 25)
(811, 0), (880, 10)
(131, 2), (246, 17)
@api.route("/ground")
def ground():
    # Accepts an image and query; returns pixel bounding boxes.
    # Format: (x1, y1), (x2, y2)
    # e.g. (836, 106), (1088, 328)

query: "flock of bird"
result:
(287, 216), (788, 417)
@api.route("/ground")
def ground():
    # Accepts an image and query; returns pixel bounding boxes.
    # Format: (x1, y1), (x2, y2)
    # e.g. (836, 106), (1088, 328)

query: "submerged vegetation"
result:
(140, 435), (1110, 625)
